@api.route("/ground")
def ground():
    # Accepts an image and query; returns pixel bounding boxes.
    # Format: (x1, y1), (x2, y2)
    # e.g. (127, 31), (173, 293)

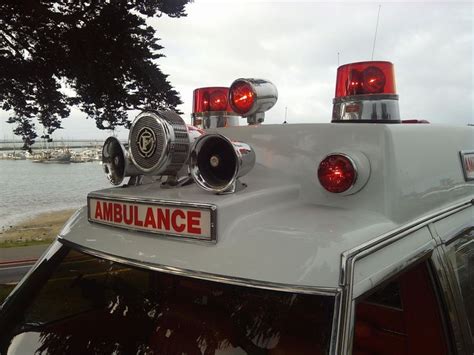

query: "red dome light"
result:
(335, 61), (396, 98)
(229, 81), (255, 115)
(209, 90), (227, 111)
(192, 87), (234, 114)
(318, 154), (357, 193)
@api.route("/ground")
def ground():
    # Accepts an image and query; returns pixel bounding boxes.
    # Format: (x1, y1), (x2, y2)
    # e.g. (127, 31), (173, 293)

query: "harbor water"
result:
(0, 160), (110, 229)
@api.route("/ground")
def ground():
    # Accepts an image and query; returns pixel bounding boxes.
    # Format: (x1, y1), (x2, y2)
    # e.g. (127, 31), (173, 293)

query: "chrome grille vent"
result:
(129, 114), (165, 171)
(129, 110), (190, 176)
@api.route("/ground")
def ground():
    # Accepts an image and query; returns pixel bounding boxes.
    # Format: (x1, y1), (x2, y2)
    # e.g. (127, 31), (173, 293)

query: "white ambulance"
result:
(1, 61), (473, 355)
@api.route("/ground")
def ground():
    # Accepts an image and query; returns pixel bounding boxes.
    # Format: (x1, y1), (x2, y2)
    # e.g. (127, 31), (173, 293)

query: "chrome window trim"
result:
(337, 198), (474, 354)
(58, 237), (340, 298)
(431, 246), (472, 354)
(430, 208), (474, 352)
(438, 228), (474, 352)
(329, 291), (343, 355)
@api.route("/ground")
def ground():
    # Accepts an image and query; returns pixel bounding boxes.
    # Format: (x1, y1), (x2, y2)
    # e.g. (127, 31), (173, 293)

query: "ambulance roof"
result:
(60, 123), (474, 290)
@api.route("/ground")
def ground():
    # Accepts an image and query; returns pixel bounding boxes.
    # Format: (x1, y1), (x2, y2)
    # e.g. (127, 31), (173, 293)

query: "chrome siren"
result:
(190, 134), (256, 194)
(129, 111), (190, 176)
(102, 136), (141, 186)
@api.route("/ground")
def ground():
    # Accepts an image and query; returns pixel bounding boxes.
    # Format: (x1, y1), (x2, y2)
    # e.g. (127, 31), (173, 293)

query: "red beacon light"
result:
(318, 154), (356, 193)
(332, 61), (400, 123)
(192, 87), (239, 129)
(229, 79), (278, 125)
(317, 152), (371, 195)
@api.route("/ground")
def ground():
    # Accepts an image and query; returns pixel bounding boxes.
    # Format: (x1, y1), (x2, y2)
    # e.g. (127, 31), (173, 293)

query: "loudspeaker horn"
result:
(102, 136), (141, 186)
(190, 134), (256, 194)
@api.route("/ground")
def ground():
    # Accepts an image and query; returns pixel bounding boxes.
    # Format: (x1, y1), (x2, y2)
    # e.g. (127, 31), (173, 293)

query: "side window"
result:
(445, 227), (474, 341)
(353, 261), (449, 355)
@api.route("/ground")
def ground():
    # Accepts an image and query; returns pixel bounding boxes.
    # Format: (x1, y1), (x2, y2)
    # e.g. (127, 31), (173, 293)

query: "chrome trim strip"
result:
(58, 237), (340, 297)
(193, 114), (241, 129)
(86, 193), (218, 243)
(329, 291), (343, 355)
(192, 112), (239, 118)
(332, 98), (400, 122)
(337, 199), (474, 354)
(333, 93), (399, 104)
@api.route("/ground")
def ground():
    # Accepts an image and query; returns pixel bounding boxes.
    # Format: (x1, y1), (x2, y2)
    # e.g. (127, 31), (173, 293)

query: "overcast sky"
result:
(1, 0), (473, 141)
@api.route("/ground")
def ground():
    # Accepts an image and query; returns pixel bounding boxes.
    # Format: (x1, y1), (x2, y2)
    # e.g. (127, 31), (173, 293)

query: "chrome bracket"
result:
(160, 174), (194, 188)
(217, 179), (247, 195)
(247, 112), (265, 125)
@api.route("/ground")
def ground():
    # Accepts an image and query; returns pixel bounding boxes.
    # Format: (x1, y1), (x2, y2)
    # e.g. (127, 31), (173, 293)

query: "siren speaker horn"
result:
(190, 134), (256, 194)
(102, 136), (140, 186)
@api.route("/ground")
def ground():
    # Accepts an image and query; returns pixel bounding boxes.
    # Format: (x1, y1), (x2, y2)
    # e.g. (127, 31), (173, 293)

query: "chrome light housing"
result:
(229, 78), (278, 125)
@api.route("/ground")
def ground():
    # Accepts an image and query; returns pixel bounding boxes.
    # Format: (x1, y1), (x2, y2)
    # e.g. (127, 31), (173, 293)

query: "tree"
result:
(0, 0), (190, 150)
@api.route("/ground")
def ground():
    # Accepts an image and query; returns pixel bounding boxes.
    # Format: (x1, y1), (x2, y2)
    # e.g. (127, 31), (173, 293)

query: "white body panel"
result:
(352, 227), (435, 297)
(60, 123), (474, 289)
(433, 205), (474, 243)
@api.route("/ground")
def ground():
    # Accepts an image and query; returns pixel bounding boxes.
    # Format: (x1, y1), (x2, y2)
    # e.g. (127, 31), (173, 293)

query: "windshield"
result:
(0, 245), (334, 354)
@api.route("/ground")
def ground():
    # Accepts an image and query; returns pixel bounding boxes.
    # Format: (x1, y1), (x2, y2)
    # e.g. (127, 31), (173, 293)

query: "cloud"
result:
(1, 1), (472, 140)
(156, 1), (473, 125)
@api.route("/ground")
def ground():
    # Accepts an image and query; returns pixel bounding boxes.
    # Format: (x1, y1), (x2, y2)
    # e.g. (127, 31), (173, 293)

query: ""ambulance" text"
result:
(94, 201), (202, 235)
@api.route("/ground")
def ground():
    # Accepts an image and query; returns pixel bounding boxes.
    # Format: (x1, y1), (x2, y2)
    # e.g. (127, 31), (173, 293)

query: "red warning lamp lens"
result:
(347, 69), (363, 96)
(230, 81), (255, 114)
(209, 90), (227, 111)
(318, 154), (356, 193)
(335, 61), (396, 98)
(362, 66), (386, 94)
(193, 87), (233, 114)
(202, 92), (210, 112)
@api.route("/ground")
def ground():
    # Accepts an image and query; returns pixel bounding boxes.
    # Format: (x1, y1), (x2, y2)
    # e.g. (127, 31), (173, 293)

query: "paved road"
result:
(0, 244), (50, 262)
(0, 244), (51, 284)
(0, 263), (36, 284)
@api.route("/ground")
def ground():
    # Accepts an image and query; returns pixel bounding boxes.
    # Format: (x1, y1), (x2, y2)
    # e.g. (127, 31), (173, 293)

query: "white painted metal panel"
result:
(60, 186), (396, 288)
(59, 123), (474, 289)
(433, 206), (474, 243)
(352, 227), (435, 298)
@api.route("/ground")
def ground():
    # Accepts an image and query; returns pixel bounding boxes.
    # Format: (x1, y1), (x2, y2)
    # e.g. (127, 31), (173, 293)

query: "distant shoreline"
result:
(0, 209), (76, 248)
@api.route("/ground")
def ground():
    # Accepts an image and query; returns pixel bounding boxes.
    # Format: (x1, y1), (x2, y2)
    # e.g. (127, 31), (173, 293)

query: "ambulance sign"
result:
(460, 151), (474, 181)
(87, 195), (216, 242)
